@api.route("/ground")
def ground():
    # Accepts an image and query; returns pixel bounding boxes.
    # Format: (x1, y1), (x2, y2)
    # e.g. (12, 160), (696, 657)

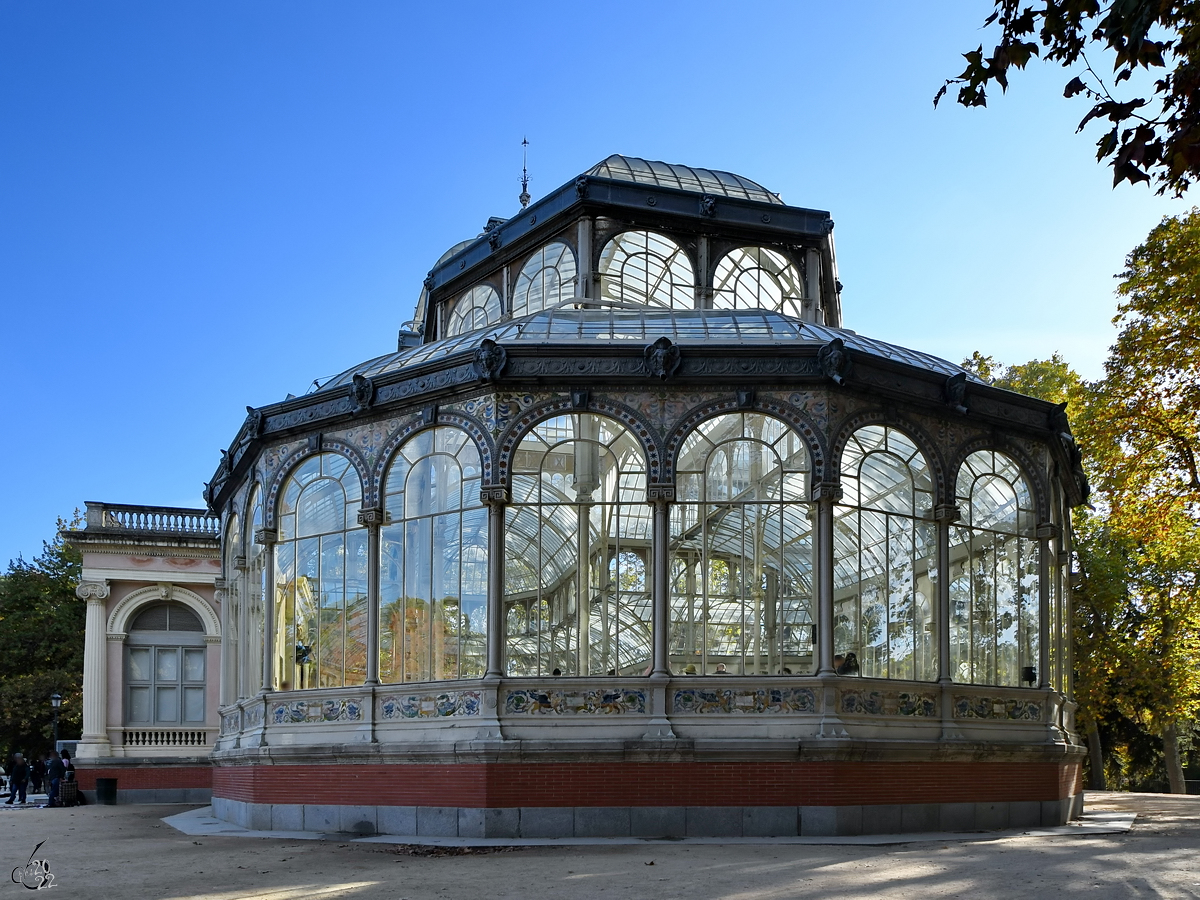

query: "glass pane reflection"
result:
(949, 450), (1039, 686)
(504, 415), (651, 676)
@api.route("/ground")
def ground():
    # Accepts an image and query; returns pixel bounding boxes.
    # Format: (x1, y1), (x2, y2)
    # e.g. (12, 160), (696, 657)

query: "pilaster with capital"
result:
(76, 580), (112, 756)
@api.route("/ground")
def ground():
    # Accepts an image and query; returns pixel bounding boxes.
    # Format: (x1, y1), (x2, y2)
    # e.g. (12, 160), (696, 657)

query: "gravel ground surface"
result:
(0, 792), (1195, 899)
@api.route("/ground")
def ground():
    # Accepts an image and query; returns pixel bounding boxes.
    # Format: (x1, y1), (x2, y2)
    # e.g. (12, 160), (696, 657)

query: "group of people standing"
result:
(4, 750), (74, 807)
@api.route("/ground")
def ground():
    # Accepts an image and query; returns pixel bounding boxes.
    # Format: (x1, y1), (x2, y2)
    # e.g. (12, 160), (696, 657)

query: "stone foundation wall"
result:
(212, 795), (1085, 837)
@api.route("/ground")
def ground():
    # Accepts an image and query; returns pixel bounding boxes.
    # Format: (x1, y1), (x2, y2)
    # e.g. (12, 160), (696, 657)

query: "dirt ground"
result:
(0, 792), (1196, 900)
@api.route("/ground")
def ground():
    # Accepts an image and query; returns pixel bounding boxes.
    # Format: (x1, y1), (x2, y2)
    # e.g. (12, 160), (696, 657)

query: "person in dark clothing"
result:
(29, 756), (44, 794)
(5, 754), (29, 805)
(44, 752), (65, 808)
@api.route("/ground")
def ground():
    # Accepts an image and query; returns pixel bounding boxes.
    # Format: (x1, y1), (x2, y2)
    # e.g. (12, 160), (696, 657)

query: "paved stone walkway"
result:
(0, 792), (1194, 899)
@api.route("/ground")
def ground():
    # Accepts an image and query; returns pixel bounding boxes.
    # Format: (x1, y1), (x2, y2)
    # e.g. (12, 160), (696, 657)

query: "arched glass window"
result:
(598, 230), (695, 309)
(712, 246), (804, 316)
(505, 415), (651, 676)
(833, 426), (937, 680)
(274, 454), (366, 690)
(125, 602), (207, 727)
(380, 427), (486, 683)
(512, 242), (577, 317)
(671, 413), (812, 675)
(446, 284), (502, 336)
(950, 451), (1038, 686)
(222, 514), (241, 706)
(242, 487), (264, 700)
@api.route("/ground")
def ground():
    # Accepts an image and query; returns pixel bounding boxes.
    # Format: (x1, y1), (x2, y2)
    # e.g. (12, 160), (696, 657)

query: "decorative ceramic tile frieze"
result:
(379, 690), (481, 720)
(671, 687), (817, 715)
(323, 698), (363, 721)
(270, 699), (318, 724)
(953, 695), (1042, 721)
(503, 688), (647, 715)
(242, 704), (263, 727)
(269, 697), (363, 724)
(840, 689), (938, 717)
(220, 711), (240, 734)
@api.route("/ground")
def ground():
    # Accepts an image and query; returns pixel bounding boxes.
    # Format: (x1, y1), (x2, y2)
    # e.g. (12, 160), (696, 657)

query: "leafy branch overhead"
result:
(936, 2), (1200, 194)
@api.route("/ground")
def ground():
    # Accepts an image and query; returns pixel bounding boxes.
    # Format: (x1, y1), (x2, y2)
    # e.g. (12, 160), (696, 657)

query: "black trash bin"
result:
(95, 778), (117, 805)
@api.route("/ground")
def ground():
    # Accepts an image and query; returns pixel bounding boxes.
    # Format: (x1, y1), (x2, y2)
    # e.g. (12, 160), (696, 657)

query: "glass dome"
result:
(588, 154), (785, 205)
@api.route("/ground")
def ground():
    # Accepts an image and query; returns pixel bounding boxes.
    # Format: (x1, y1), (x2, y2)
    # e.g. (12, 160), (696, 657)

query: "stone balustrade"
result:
(85, 501), (220, 536)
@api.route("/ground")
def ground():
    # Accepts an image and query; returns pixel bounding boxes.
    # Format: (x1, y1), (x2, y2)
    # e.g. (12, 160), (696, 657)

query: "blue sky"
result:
(0, 1), (1193, 565)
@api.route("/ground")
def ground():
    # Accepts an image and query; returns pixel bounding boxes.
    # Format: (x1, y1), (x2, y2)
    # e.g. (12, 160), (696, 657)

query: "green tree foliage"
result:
(963, 350), (1082, 404)
(0, 519), (85, 756)
(937, 2), (1200, 194)
(969, 210), (1200, 792)
(1070, 209), (1200, 791)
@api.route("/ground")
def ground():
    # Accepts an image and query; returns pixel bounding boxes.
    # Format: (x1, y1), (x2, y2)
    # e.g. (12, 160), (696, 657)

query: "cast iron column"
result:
(933, 504), (959, 684)
(256, 528), (277, 693)
(358, 507), (385, 685)
(652, 496), (671, 676)
(485, 495), (506, 678)
(811, 482), (841, 676)
(1037, 523), (1058, 689)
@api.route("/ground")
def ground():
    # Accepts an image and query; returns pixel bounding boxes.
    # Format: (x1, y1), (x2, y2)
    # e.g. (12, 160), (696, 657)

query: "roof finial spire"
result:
(519, 137), (531, 209)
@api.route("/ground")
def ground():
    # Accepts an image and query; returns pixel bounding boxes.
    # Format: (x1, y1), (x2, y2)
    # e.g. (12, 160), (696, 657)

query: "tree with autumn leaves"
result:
(970, 209), (1200, 792)
(1076, 209), (1200, 791)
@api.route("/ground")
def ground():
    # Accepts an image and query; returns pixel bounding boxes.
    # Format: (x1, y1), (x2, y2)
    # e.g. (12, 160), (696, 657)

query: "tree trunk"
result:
(1086, 720), (1106, 790)
(1162, 720), (1187, 794)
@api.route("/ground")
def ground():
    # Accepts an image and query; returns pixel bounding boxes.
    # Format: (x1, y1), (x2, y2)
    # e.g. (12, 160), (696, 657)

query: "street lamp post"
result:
(50, 693), (62, 750)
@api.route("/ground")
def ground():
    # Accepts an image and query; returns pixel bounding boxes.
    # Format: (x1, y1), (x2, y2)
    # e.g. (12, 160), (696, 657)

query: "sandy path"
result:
(0, 793), (1196, 900)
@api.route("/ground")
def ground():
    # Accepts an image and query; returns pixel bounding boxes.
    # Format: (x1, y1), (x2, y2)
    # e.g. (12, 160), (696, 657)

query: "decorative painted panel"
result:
(243, 703), (264, 727)
(503, 688), (647, 715)
(840, 689), (938, 717)
(953, 695), (1042, 721)
(220, 711), (240, 734)
(332, 415), (411, 472)
(447, 393), (540, 438)
(672, 687), (817, 715)
(379, 690), (482, 720)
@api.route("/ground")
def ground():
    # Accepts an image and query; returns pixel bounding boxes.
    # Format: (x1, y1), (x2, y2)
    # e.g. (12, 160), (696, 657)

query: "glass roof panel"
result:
(312, 309), (982, 395)
(587, 155), (785, 205)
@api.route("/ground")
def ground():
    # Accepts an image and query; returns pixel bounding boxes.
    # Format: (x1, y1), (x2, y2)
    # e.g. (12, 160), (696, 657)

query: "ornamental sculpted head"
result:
(349, 373), (376, 413)
(473, 338), (507, 382)
(644, 336), (682, 380)
(944, 372), (969, 415)
(817, 337), (851, 385)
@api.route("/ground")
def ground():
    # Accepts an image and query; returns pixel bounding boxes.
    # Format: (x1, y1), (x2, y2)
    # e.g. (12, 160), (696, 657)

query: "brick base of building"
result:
(74, 758), (212, 805)
(210, 754), (1085, 837)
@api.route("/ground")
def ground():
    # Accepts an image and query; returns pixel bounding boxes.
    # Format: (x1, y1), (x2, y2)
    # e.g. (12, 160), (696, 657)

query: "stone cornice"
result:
(63, 533), (220, 558)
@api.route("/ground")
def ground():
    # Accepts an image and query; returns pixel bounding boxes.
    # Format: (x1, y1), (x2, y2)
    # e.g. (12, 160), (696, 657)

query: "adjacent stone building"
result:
(64, 502), (220, 803)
